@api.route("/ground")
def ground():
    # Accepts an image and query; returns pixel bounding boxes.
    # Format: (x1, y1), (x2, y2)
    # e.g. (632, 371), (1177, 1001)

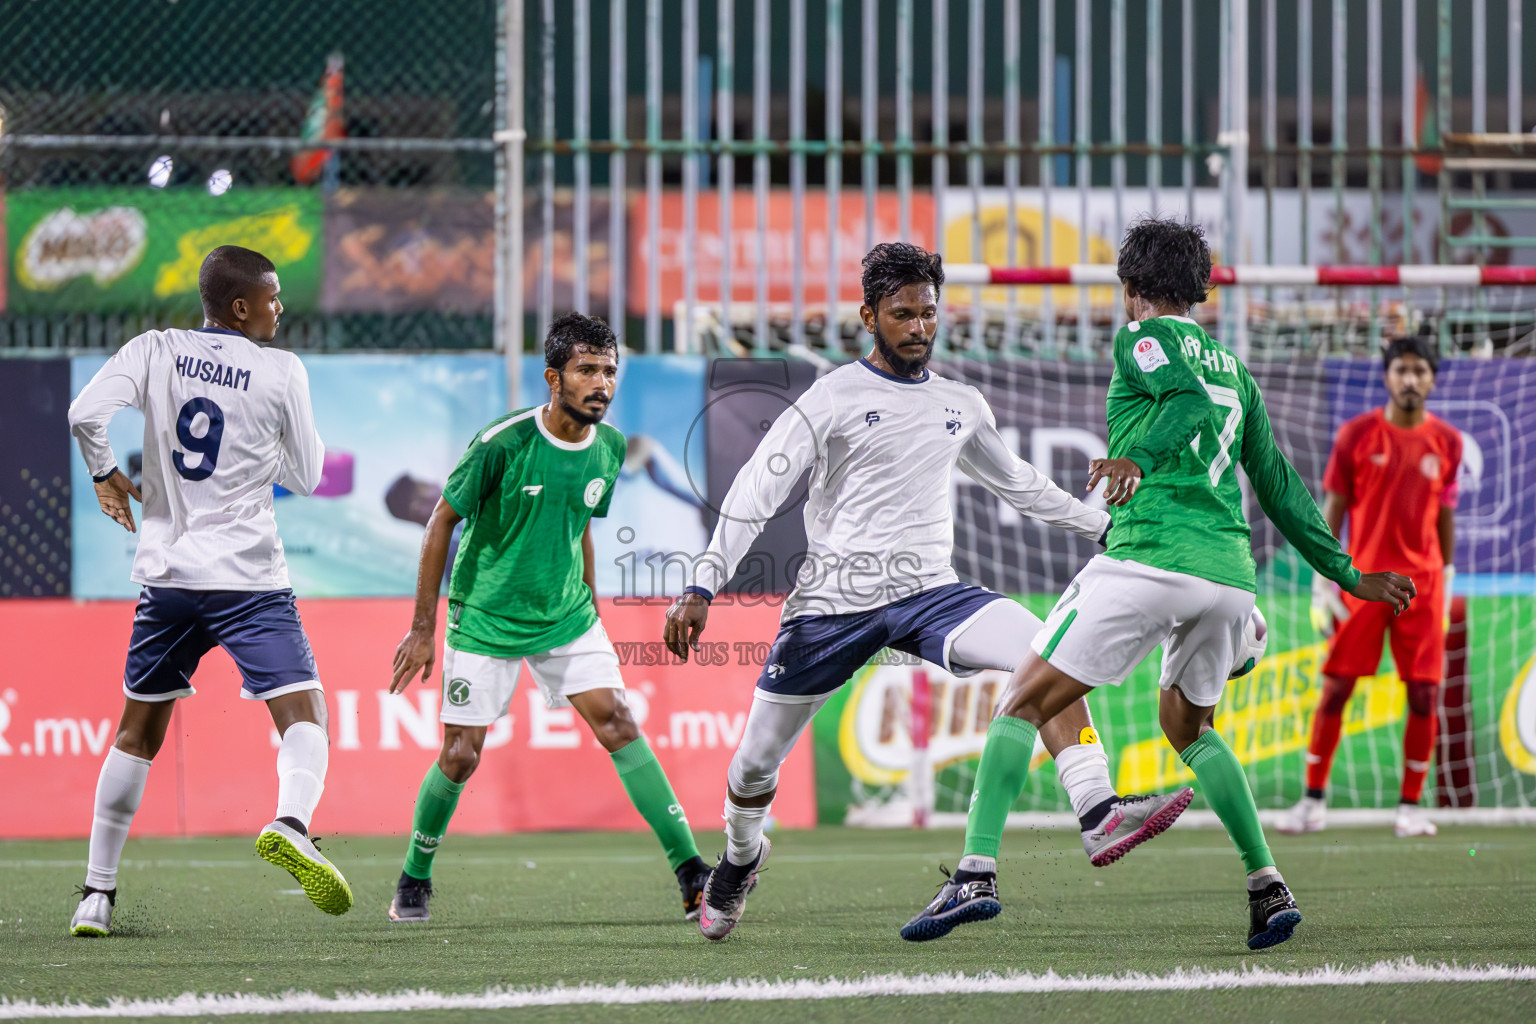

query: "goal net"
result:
(693, 272), (1536, 825)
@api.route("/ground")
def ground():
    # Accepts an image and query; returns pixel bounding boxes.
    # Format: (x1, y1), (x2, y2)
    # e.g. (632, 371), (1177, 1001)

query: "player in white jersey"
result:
(663, 243), (1192, 941)
(64, 245), (352, 937)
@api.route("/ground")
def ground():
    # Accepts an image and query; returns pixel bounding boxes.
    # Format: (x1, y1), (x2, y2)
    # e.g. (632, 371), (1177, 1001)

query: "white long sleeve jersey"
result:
(68, 327), (325, 591)
(691, 358), (1111, 620)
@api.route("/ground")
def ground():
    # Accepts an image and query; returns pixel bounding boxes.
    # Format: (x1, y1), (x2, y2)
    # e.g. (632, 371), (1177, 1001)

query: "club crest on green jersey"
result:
(583, 478), (606, 508)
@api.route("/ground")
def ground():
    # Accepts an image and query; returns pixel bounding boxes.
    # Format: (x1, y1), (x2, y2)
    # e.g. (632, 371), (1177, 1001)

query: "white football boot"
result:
(1394, 804), (1438, 838)
(1274, 796), (1327, 835)
(256, 820), (354, 916)
(69, 890), (113, 937)
(1082, 787), (1194, 867)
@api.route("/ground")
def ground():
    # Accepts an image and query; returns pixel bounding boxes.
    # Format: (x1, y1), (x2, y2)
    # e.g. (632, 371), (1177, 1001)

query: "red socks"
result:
(1401, 708), (1439, 804)
(1307, 675), (1439, 805)
(1305, 708), (1344, 794)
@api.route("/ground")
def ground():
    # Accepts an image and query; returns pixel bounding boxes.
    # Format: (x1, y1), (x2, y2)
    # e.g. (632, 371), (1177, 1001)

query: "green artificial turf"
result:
(1, 825), (1532, 1022)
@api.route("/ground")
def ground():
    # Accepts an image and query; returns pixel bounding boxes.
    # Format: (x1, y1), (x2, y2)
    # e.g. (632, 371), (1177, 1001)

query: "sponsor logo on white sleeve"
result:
(1133, 337), (1170, 372)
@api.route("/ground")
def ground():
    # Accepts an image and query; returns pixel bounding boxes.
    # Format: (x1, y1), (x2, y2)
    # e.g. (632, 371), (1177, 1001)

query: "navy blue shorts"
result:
(123, 588), (321, 702)
(756, 583), (1004, 700)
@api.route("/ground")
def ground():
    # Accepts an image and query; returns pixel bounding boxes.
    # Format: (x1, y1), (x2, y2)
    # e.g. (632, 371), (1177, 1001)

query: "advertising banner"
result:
(0, 597), (812, 839)
(69, 353), (709, 600)
(69, 353), (508, 599)
(6, 187), (323, 313)
(322, 188), (496, 313)
(628, 191), (935, 315)
(320, 188), (614, 315)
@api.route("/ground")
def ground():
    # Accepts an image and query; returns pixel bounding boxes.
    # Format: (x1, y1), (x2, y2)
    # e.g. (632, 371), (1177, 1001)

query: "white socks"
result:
(85, 746), (152, 890)
(274, 721), (329, 828)
(1247, 866), (1283, 891)
(1054, 742), (1117, 823)
(957, 854), (996, 875)
(723, 798), (770, 866)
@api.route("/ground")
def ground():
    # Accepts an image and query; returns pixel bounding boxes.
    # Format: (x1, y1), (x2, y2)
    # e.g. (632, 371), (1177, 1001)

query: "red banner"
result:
(0, 598), (811, 838)
(628, 190), (936, 314)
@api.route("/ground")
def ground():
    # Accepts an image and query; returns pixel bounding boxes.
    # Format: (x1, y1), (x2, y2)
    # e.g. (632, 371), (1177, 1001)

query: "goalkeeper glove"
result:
(1310, 573), (1349, 637)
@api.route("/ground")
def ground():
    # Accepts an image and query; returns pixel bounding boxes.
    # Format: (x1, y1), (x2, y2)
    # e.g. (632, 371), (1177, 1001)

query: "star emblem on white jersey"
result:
(944, 408), (962, 435)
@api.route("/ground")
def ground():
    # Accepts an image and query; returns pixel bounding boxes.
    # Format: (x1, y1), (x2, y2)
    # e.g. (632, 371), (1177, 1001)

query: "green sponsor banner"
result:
(6, 187), (322, 313)
(813, 593), (1536, 823)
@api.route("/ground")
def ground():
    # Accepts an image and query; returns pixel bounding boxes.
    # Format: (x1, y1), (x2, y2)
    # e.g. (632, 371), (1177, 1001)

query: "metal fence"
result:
(0, 0), (498, 351)
(502, 0), (1534, 374)
(3, 1), (1533, 365)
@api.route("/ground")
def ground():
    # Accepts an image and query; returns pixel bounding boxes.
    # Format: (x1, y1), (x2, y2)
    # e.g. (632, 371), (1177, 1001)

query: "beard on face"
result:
(557, 381), (610, 426)
(873, 323), (934, 377)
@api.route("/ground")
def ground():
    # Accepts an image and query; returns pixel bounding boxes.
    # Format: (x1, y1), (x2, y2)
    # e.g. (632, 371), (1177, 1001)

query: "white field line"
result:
(0, 959), (1533, 1019)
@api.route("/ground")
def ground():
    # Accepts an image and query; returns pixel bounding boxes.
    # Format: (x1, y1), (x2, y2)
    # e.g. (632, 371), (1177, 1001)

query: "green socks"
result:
(611, 736), (700, 871)
(1180, 730), (1275, 874)
(402, 762), (466, 880)
(962, 716), (1040, 859)
(400, 738), (698, 880)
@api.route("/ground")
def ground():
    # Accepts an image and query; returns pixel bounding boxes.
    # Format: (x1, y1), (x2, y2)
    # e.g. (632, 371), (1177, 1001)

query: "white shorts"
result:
(1030, 555), (1255, 708)
(439, 620), (626, 726)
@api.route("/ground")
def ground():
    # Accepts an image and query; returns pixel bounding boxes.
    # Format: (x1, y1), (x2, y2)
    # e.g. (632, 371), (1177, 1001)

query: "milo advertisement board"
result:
(6, 186), (322, 313)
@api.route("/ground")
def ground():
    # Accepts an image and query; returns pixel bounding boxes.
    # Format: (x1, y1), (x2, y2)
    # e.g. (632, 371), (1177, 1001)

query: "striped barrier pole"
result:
(944, 264), (1536, 287)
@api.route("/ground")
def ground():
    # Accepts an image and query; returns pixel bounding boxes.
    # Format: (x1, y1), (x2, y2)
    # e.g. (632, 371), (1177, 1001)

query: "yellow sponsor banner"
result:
(838, 662), (1050, 787)
(1115, 643), (1407, 794)
(153, 206), (315, 298)
(942, 206), (1120, 309)
(1499, 654), (1536, 776)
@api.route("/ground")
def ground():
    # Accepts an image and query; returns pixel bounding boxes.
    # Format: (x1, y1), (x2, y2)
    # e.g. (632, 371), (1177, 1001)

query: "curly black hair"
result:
(1116, 216), (1212, 309)
(1382, 334), (1439, 374)
(199, 245), (276, 319)
(545, 311), (619, 371)
(861, 241), (945, 311)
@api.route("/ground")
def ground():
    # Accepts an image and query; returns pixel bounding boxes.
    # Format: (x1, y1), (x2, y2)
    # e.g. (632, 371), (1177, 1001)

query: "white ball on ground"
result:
(1230, 606), (1268, 679)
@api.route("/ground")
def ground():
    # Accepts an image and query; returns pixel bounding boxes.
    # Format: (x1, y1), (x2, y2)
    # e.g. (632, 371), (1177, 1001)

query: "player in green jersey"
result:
(901, 218), (1415, 950)
(385, 313), (710, 923)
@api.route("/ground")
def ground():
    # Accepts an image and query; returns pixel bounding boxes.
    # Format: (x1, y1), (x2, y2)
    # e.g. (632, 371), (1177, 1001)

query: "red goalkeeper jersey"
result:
(1322, 408), (1461, 575)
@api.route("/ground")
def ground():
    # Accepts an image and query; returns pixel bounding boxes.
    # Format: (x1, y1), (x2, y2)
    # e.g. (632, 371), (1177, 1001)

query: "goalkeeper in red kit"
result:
(1279, 336), (1460, 839)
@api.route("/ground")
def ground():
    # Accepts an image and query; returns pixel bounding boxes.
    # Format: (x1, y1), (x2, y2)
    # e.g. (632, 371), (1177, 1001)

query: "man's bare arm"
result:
(582, 523), (599, 618)
(390, 498), (463, 693)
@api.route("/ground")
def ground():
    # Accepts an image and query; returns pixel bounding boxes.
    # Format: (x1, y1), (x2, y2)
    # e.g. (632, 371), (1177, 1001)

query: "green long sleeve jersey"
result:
(1103, 316), (1361, 594)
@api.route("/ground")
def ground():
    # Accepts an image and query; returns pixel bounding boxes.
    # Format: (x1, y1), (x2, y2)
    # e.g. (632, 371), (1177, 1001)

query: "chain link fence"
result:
(0, 0), (498, 352)
(3, 1), (1533, 359)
